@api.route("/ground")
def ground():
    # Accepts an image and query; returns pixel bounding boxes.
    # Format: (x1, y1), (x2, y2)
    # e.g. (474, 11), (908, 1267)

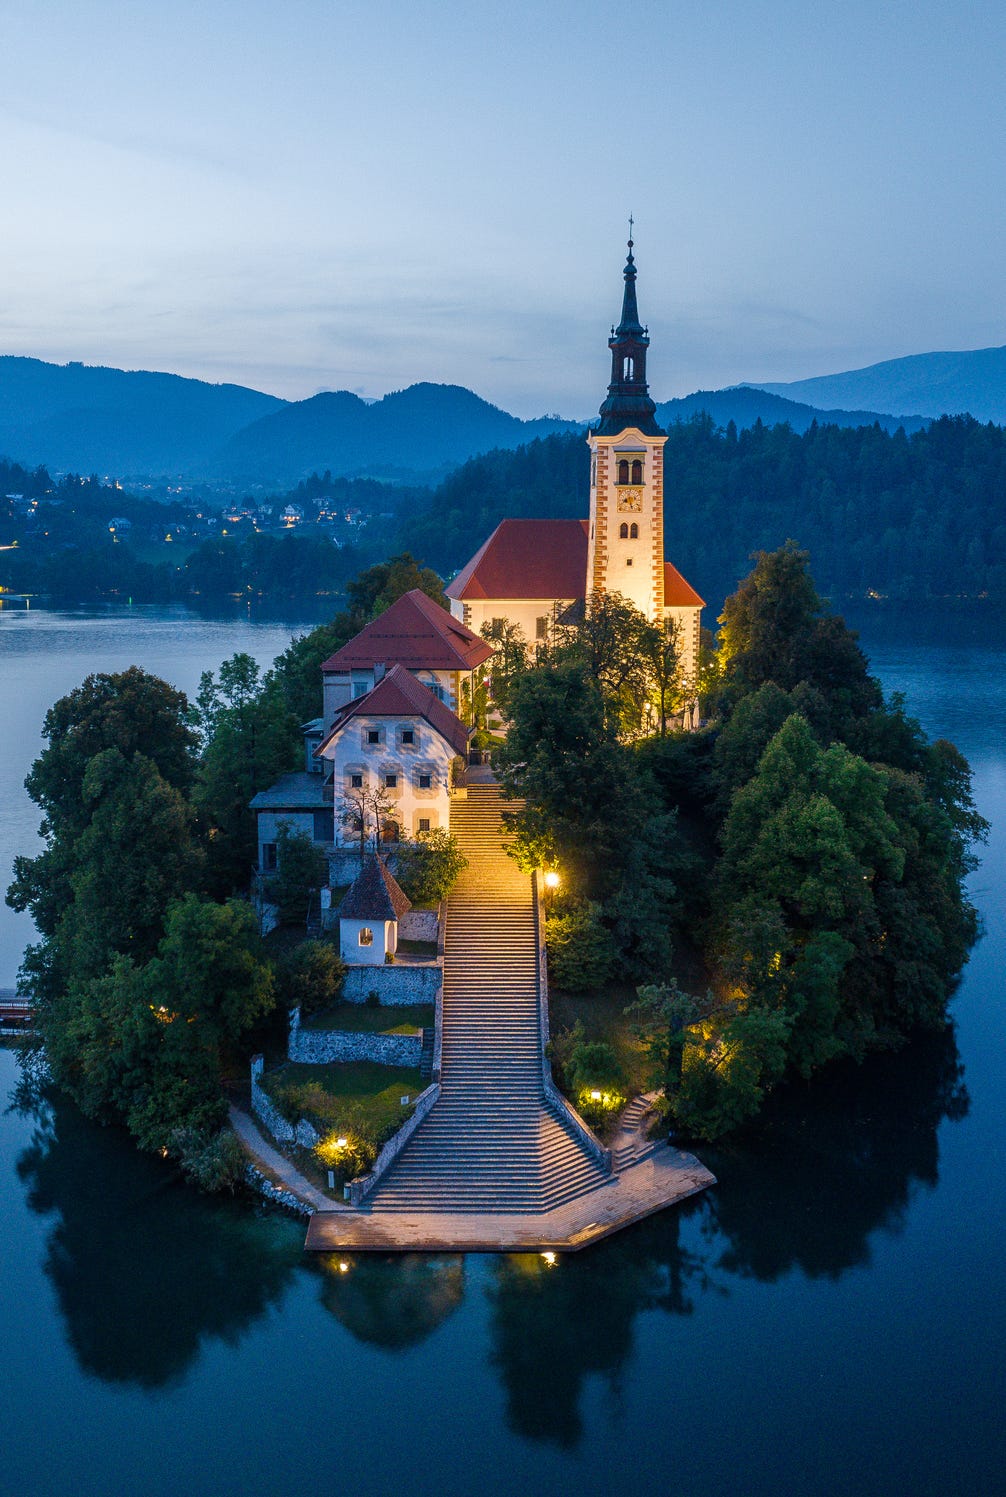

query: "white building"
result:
(316, 663), (471, 846)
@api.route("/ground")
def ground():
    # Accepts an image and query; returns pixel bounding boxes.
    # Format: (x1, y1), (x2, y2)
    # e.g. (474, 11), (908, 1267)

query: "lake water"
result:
(1, 602), (1004, 1497)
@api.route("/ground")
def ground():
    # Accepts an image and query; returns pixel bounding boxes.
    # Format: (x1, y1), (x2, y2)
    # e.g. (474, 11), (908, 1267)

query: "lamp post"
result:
(543, 868), (560, 909)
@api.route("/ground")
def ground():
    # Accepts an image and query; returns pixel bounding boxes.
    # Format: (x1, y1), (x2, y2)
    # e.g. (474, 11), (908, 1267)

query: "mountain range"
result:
(752, 343), (1006, 424)
(1, 343), (1004, 485)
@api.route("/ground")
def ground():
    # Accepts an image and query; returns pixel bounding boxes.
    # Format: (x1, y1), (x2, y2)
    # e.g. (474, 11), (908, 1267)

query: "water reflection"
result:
(15, 1085), (303, 1389)
(704, 1021), (969, 1282)
(317, 1253), (464, 1348)
(487, 1021), (968, 1447)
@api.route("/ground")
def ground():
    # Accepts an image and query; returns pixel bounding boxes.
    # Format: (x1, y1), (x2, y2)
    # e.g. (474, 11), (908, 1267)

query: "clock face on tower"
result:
(617, 487), (643, 512)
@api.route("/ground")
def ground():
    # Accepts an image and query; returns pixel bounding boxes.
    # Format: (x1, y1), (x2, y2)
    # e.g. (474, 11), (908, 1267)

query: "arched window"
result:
(630, 522), (638, 539)
(619, 522), (629, 538)
(623, 355), (634, 380)
(631, 459), (643, 484)
(617, 459), (629, 485)
(381, 819), (400, 844)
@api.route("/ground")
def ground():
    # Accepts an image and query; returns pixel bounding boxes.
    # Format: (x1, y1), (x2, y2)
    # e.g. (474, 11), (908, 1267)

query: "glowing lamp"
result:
(336, 1136), (348, 1149)
(338, 1261), (350, 1274)
(543, 870), (561, 889)
(541, 1251), (557, 1267)
(590, 1089), (602, 1102)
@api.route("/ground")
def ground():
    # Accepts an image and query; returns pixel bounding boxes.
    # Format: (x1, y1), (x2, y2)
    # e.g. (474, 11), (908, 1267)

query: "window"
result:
(381, 820), (400, 844)
(359, 927), (373, 947)
(617, 459), (629, 485)
(400, 729), (414, 745)
(313, 811), (330, 841)
(418, 773), (432, 789)
(353, 681), (369, 698)
(626, 558), (633, 566)
(631, 459), (643, 484)
(535, 616), (549, 639)
(630, 522), (638, 539)
(491, 617), (505, 632)
(385, 773), (398, 788)
(619, 522), (629, 539)
(622, 355), (634, 380)
(367, 729), (380, 744)
(350, 772), (363, 789)
(261, 842), (277, 871)
(418, 817), (431, 833)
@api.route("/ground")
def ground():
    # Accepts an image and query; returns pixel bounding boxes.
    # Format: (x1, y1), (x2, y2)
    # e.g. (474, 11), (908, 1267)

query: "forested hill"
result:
(396, 415), (1006, 609)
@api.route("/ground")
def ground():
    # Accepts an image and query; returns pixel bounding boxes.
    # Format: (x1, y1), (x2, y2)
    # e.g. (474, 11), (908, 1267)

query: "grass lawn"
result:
(396, 937), (439, 958)
(302, 1002), (434, 1034)
(549, 982), (651, 1100)
(262, 1060), (424, 1140)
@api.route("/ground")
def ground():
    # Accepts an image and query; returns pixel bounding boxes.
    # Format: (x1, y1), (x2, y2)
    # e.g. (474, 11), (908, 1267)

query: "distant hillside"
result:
(753, 345), (1006, 424)
(0, 356), (284, 475)
(397, 415), (1006, 608)
(656, 386), (928, 436)
(214, 382), (581, 484)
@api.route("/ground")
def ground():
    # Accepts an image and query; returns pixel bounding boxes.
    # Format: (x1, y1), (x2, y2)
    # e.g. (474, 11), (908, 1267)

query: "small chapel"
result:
(446, 236), (704, 688)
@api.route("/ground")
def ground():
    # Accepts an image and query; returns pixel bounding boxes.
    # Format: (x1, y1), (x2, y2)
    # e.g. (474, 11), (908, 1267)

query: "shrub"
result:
(545, 901), (617, 993)
(172, 1127), (248, 1194)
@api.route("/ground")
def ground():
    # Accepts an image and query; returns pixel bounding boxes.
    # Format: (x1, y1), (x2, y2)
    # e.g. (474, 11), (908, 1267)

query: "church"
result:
(446, 237), (704, 686)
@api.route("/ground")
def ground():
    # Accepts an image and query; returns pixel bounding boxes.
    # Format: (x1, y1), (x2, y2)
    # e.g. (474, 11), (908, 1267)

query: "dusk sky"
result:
(3, 0), (1005, 416)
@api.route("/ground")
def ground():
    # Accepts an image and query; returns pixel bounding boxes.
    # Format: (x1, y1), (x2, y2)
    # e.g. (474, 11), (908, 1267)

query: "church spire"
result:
(595, 226), (662, 437)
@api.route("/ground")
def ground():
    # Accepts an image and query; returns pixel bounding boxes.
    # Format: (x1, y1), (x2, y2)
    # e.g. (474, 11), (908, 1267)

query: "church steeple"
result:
(595, 227), (663, 437)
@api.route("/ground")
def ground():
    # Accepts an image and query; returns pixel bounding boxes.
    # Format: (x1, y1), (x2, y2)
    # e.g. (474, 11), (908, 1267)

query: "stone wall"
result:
(399, 909), (439, 942)
(250, 1055), (321, 1149)
(289, 1007), (423, 1068)
(343, 963), (441, 1005)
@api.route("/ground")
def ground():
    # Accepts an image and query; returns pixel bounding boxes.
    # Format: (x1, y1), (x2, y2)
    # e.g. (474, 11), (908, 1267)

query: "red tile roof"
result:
(663, 561), (705, 609)
(336, 854), (412, 921)
(445, 519), (589, 602)
(321, 588), (494, 673)
(316, 663), (471, 759)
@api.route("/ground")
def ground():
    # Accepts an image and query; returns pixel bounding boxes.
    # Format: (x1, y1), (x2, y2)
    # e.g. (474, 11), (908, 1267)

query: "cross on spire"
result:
(628, 213), (634, 246)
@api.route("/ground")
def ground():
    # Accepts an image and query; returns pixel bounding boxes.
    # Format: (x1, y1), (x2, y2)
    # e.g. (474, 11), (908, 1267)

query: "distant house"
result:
(316, 663), (471, 846)
(321, 587), (493, 718)
(336, 854), (412, 965)
(249, 766), (333, 872)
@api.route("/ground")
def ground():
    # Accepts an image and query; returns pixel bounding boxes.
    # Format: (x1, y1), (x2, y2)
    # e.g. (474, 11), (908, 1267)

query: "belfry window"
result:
(630, 522), (638, 539)
(623, 355), (634, 380)
(619, 523), (629, 539)
(631, 459), (643, 484)
(617, 459), (629, 485)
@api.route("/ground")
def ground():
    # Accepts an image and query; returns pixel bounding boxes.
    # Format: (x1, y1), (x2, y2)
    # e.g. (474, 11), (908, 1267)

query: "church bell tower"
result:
(586, 232), (667, 622)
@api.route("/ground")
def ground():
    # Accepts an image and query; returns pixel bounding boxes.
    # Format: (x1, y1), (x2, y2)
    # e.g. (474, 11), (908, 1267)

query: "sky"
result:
(2, 0), (1005, 417)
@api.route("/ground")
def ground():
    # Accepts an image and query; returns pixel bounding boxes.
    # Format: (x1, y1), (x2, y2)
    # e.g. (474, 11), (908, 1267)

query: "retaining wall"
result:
(288, 1006), (423, 1067)
(343, 963), (441, 1005)
(250, 1055), (321, 1149)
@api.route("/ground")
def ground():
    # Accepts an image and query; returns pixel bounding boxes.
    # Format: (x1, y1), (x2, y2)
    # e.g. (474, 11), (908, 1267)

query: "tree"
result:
(552, 591), (657, 738)
(274, 940), (346, 1016)
(336, 782), (398, 858)
(194, 655), (300, 894)
(545, 902), (617, 993)
(394, 829), (468, 904)
(347, 552), (445, 619)
(22, 665), (197, 845)
(268, 614), (358, 724)
(643, 617), (684, 736)
(480, 617), (528, 714)
(267, 824), (329, 925)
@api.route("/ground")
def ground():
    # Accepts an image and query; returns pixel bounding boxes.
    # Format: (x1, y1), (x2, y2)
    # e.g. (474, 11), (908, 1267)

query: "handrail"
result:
(532, 871), (612, 1174)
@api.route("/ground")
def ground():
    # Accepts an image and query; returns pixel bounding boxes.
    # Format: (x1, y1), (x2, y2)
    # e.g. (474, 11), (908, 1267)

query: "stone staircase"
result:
(368, 782), (610, 1214)
(611, 1094), (660, 1172)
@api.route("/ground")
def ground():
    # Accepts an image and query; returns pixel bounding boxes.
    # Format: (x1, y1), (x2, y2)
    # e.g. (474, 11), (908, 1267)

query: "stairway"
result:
(368, 782), (610, 1214)
(611, 1094), (660, 1172)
